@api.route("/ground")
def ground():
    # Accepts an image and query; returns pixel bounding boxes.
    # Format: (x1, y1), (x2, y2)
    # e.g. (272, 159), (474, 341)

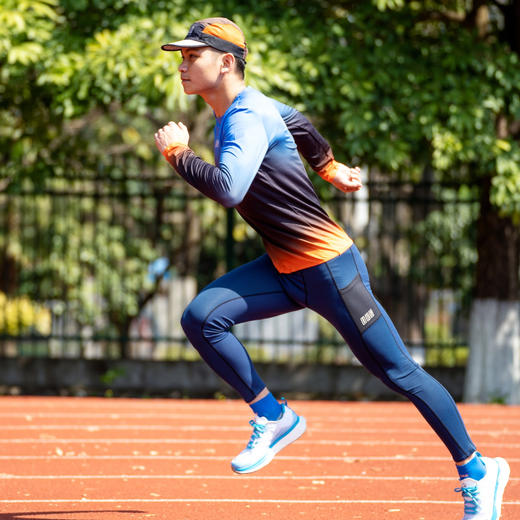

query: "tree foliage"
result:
(0, 0), (519, 353)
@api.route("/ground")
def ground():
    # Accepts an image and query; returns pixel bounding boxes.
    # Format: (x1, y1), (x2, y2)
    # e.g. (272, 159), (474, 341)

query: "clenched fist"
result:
(154, 121), (190, 155)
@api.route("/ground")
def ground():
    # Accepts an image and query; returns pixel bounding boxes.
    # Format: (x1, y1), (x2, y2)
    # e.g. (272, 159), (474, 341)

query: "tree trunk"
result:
(464, 0), (520, 403)
(474, 176), (520, 301)
(0, 198), (18, 295)
(464, 176), (520, 403)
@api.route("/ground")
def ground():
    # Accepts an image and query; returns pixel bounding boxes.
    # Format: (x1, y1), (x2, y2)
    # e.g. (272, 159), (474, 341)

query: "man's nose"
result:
(178, 61), (187, 72)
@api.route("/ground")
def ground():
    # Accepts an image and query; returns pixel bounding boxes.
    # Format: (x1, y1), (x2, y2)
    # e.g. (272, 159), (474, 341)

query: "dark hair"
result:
(235, 57), (246, 78)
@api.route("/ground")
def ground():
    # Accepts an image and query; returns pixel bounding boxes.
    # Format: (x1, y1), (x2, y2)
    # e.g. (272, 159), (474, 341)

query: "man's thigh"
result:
(191, 254), (302, 326)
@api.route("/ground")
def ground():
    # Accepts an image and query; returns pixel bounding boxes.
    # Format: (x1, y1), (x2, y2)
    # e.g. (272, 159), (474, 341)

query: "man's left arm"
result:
(273, 100), (362, 193)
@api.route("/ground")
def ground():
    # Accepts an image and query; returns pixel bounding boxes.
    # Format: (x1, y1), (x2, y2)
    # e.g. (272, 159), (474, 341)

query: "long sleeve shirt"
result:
(166, 86), (352, 273)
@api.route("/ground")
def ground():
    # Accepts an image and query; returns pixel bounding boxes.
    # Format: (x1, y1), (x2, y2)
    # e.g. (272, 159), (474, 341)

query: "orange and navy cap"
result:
(161, 17), (247, 61)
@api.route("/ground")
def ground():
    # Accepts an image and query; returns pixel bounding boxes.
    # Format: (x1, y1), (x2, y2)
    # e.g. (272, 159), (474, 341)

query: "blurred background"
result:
(1, 0), (519, 402)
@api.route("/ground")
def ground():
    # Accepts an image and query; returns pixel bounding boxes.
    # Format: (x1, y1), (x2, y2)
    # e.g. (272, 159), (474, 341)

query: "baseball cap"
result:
(161, 17), (247, 61)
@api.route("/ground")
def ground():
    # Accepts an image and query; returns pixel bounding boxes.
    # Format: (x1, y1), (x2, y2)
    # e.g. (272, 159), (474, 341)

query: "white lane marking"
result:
(0, 473), (518, 482)
(0, 438), (518, 450)
(1, 424), (519, 438)
(1, 412), (519, 425)
(0, 498), (519, 505)
(1, 455), (520, 462)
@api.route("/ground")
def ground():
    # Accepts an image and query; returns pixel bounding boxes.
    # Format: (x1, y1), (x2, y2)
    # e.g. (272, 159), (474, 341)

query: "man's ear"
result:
(221, 53), (235, 74)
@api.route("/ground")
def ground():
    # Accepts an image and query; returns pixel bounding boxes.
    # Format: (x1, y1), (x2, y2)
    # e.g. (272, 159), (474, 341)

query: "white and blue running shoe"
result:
(231, 401), (306, 474)
(455, 456), (510, 519)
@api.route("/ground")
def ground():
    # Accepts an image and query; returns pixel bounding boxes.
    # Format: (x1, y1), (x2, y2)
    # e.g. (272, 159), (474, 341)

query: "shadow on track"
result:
(0, 511), (145, 520)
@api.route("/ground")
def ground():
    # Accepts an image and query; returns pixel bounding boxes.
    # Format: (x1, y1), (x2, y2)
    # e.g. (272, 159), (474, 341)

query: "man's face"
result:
(178, 47), (223, 95)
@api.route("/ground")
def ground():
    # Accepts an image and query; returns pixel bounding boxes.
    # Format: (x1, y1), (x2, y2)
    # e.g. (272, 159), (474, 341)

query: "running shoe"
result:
(455, 456), (510, 519)
(231, 401), (306, 474)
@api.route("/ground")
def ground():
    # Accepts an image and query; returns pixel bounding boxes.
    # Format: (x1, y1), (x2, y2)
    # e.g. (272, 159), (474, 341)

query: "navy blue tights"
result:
(181, 245), (476, 462)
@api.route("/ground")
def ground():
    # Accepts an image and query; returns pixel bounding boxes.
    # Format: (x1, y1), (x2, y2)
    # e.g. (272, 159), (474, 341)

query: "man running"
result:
(154, 17), (509, 519)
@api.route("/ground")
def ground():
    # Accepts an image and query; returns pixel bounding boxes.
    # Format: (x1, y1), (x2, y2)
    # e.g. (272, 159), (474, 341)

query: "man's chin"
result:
(181, 82), (194, 94)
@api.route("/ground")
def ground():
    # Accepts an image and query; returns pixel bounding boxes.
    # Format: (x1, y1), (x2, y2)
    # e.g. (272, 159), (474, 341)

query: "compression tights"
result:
(180, 245), (476, 462)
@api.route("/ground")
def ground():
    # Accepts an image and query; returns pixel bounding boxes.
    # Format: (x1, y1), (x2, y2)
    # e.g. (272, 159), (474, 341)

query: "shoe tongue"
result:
(460, 477), (478, 487)
(254, 416), (269, 425)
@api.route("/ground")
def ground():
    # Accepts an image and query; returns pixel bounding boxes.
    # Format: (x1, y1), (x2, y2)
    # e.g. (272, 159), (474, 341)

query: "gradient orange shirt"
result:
(168, 87), (352, 273)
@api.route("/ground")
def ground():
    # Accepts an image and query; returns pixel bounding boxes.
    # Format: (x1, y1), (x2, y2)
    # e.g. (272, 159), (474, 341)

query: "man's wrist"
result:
(317, 159), (338, 182)
(162, 143), (190, 160)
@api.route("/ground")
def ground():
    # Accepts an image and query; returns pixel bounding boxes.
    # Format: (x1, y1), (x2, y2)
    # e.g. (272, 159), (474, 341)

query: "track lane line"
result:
(0, 438), (517, 450)
(0, 498), (519, 505)
(1, 412), (519, 425)
(0, 474), (518, 482)
(1, 455), (520, 462)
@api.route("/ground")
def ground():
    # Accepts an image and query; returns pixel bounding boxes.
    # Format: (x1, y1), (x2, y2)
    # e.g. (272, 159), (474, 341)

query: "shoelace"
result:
(246, 419), (267, 449)
(454, 485), (480, 515)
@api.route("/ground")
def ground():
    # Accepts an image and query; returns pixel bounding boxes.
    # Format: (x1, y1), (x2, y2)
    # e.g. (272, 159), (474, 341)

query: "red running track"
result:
(0, 396), (518, 519)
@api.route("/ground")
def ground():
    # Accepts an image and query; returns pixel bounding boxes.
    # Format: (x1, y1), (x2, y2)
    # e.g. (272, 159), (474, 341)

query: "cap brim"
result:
(161, 39), (207, 51)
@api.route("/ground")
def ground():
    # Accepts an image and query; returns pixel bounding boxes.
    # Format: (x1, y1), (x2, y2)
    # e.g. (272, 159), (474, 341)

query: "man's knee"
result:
(180, 300), (203, 340)
(181, 294), (231, 342)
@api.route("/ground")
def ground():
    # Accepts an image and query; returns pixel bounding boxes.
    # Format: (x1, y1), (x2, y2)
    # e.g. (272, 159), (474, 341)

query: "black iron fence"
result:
(0, 171), (479, 367)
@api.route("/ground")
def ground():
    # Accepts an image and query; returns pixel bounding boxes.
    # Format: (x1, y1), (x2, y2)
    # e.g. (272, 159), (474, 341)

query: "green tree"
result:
(1, 0), (519, 383)
(0, 0), (308, 356)
(1, 1), (199, 355)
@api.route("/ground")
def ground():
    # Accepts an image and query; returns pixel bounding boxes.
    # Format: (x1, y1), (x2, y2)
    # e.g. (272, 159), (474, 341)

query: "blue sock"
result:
(250, 393), (282, 421)
(457, 453), (486, 481)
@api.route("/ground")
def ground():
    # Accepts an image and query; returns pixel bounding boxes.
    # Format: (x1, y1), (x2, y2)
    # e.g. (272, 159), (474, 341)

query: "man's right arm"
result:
(155, 109), (268, 208)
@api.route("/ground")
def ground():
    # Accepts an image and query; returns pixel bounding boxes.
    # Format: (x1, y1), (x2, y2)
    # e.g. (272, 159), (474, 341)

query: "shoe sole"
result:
(231, 415), (307, 474)
(493, 457), (510, 520)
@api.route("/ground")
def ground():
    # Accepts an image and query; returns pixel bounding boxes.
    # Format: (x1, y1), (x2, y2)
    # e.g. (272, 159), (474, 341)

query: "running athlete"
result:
(154, 17), (510, 519)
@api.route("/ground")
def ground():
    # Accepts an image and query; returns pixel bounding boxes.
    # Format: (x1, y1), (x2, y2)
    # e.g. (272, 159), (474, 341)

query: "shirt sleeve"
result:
(273, 99), (334, 171)
(166, 107), (268, 208)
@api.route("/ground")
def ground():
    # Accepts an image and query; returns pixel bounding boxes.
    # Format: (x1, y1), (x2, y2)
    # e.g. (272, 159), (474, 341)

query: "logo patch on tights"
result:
(360, 308), (375, 327)
(339, 274), (382, 334)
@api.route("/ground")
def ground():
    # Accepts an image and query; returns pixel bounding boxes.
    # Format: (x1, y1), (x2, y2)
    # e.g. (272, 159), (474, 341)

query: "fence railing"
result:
(0, 172), (479, 367)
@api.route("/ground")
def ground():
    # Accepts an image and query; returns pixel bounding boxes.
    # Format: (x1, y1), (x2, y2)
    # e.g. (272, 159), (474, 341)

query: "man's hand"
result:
(317, 160), (363, 193)
(154, 121), (190, 155)
(330, 163), (362, 193)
